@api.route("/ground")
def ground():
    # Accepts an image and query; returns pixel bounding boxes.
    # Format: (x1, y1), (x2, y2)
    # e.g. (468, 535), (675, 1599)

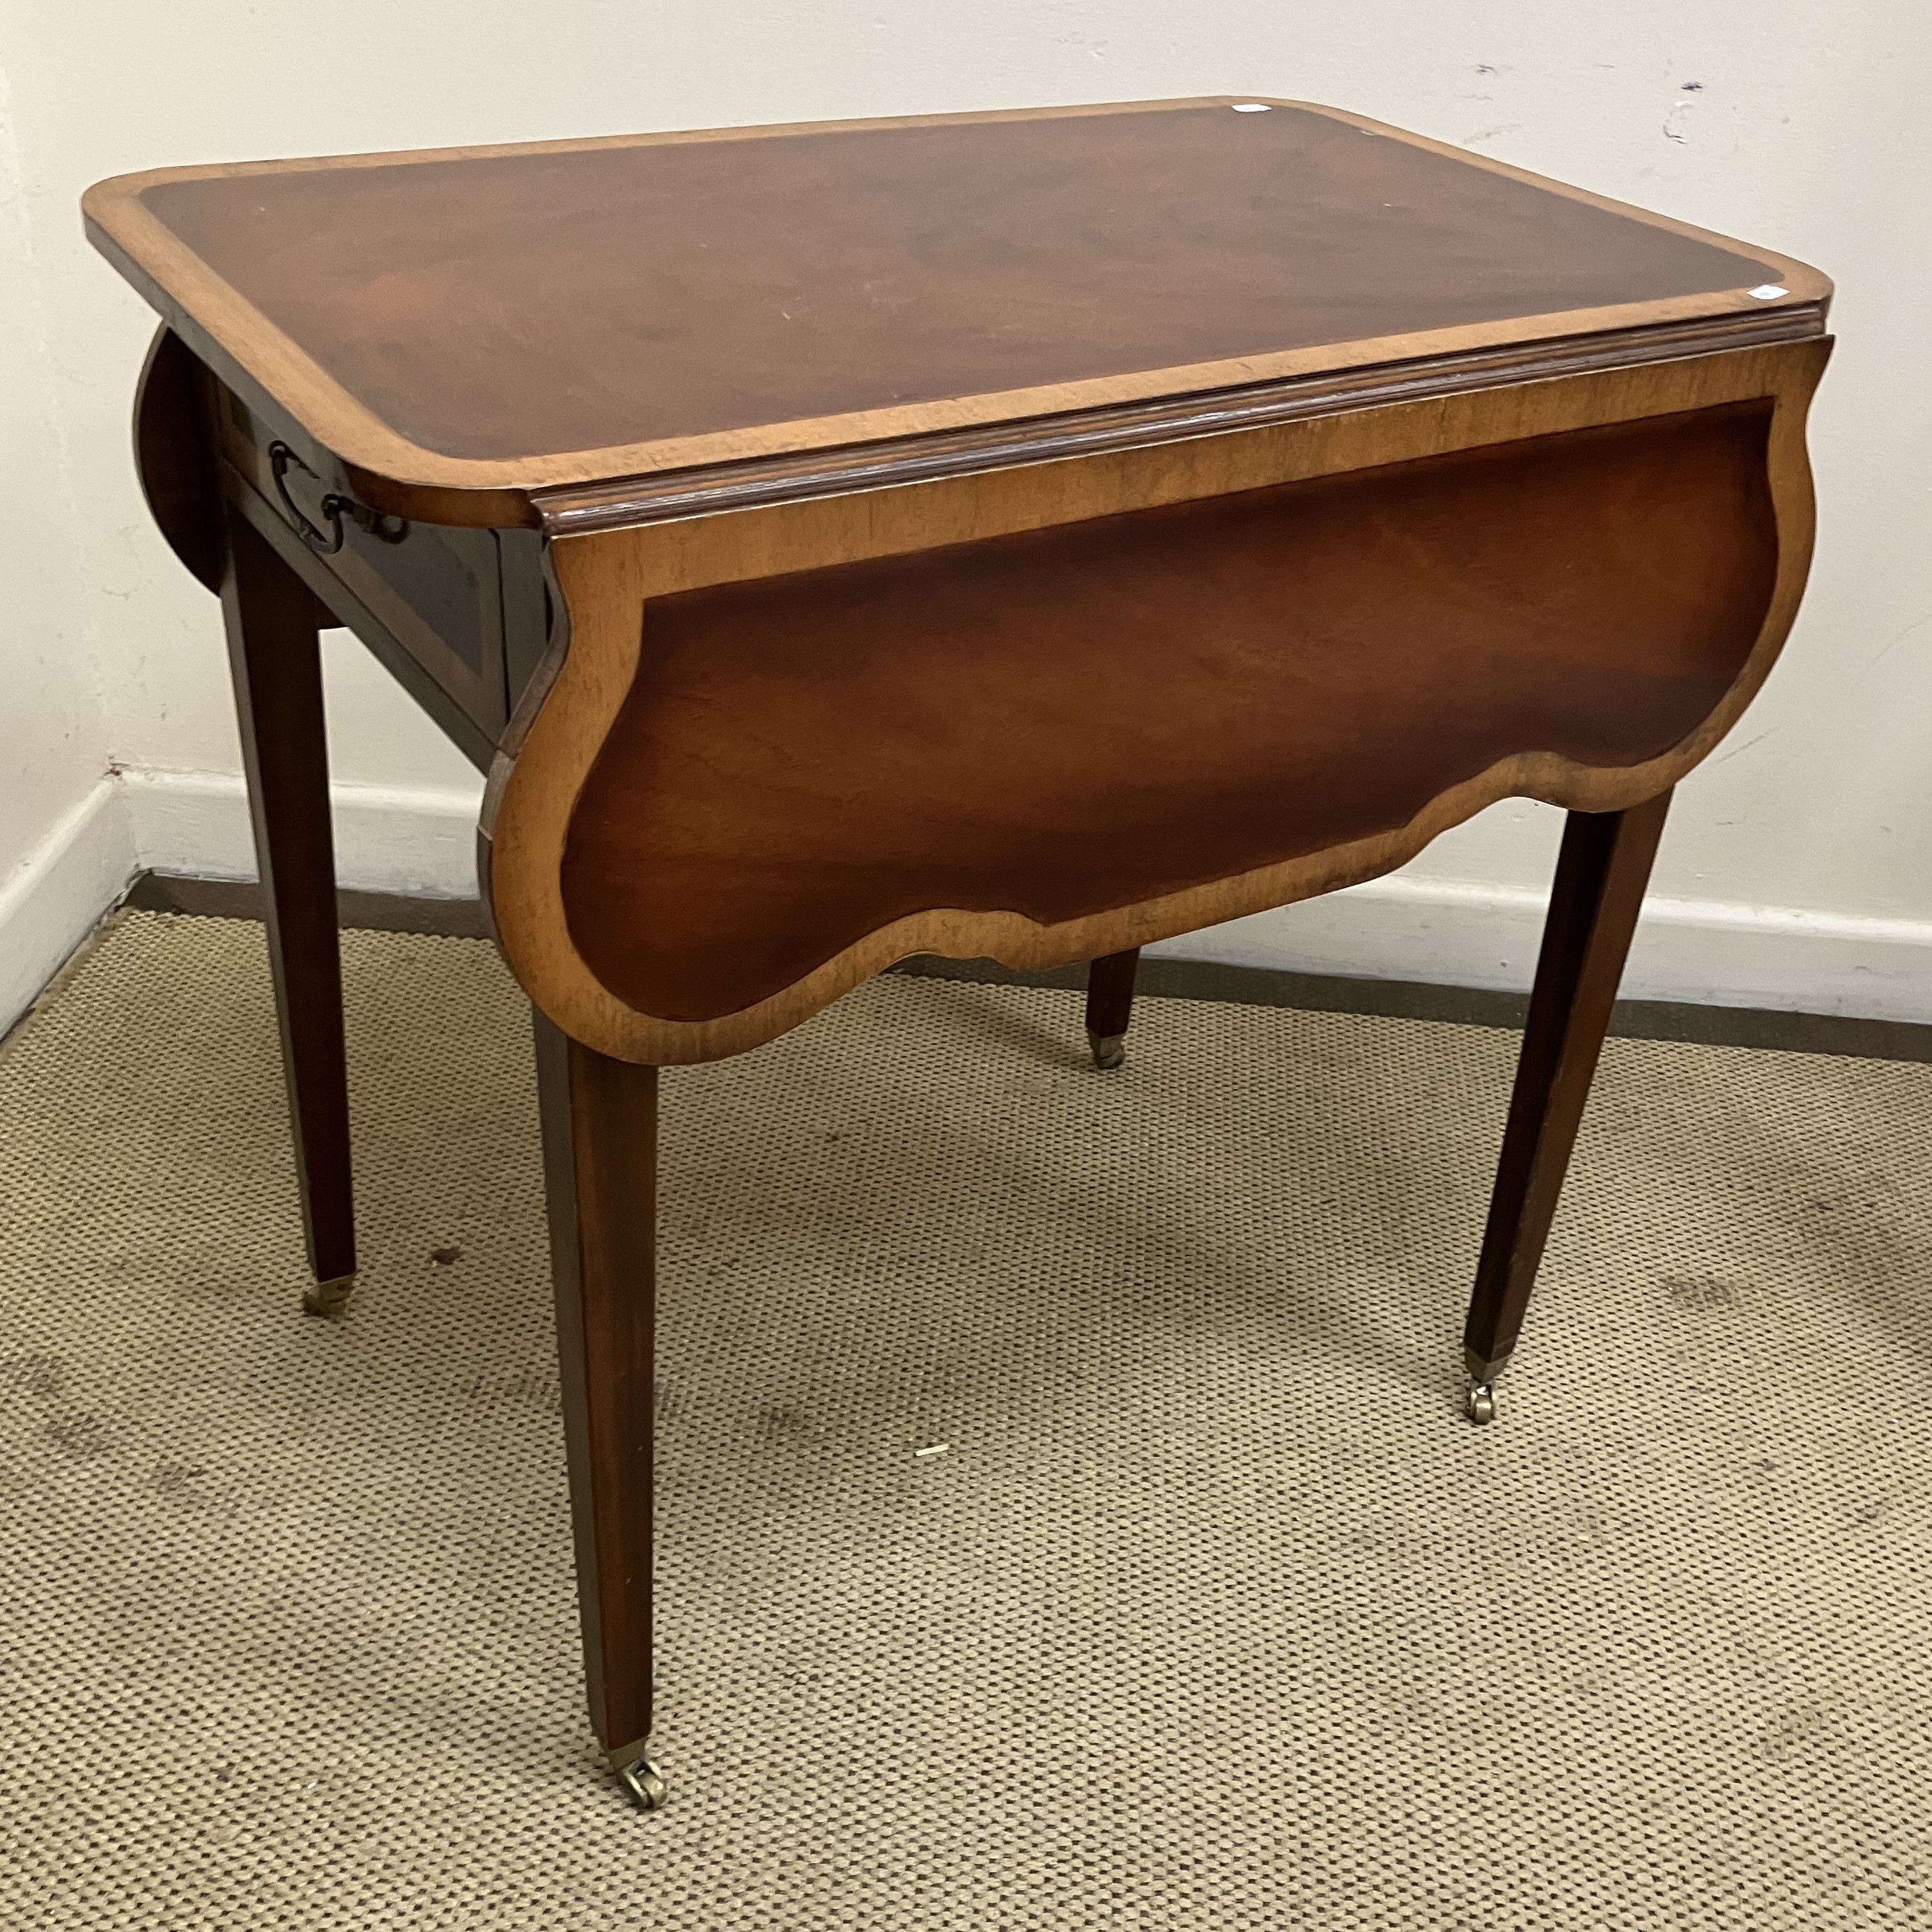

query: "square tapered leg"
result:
(1461, 791), (1673, 1422)
(219, 504), (356, 1311)
(532, 1014), (665, 1807)
(1084, 948), (1143, 1070)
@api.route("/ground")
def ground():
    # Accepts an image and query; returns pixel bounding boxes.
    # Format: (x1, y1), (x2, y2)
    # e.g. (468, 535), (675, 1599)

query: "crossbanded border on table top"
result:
(84, 97), (1830, 528)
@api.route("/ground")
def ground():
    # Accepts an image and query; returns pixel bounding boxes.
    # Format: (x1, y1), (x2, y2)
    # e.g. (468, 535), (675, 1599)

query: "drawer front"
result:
(216, 385), (509, 739)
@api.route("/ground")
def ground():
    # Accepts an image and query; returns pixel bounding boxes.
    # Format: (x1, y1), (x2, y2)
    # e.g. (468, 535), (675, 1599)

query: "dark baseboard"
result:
(127, 872), (496, 941)
(892, 953), (1932, 1063)
(124, 872), (1932, 1065)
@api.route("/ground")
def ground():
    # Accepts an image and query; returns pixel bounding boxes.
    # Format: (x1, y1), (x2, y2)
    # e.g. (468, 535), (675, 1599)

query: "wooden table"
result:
(86, 97), (1831, 1807)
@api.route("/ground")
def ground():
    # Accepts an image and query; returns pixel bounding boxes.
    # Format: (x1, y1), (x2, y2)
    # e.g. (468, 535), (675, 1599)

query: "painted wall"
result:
(1, 3), (1927, 1034)
(0, 63), (128, 1032)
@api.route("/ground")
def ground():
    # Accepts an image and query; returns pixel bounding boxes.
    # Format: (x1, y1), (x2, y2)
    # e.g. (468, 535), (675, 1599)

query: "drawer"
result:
(215, 385), (509, 741)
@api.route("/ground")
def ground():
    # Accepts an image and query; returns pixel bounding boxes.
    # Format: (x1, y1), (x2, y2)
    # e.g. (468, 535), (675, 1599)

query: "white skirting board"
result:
(5, 764), (1931, 1041)
(0, 768), (483, 1041)
(0, 778), (139, 1040)
(1152, 876), (1932, 1027)
(117, 766), (486, 902)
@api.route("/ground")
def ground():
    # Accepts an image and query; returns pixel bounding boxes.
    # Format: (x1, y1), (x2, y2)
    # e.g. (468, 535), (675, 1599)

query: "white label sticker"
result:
(1230, 102), (1272, 113)
(1747, 284), (1789, 300)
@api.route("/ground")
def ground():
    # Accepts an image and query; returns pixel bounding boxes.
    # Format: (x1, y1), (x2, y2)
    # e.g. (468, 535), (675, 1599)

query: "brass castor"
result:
(613, 1752), (667, 1811)
(1087, 1029), (1127, 1072)
(1466, 1381), (1497, 1426)
(301, 1274), (356, 1320)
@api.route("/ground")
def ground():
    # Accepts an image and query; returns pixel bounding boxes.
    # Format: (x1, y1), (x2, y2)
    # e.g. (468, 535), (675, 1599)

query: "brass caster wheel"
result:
(301, 1274), (356, 1320)
(1087, 1030), (1127, 1072)
(1466, 1381), (1497, 1426)
(614, 1753), (667, 1811)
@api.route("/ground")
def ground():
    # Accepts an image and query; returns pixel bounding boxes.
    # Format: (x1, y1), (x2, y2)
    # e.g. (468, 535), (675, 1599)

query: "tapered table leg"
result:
(1085, 948), (1142, 1070)
(533, 1014), (665, 1809)
(219, 505), (357, 1313)
(1462, 791), (1673, 1423)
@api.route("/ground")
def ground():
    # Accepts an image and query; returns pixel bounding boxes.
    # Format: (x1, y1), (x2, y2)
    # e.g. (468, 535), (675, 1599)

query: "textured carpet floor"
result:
(1, 910), (1929, 1929)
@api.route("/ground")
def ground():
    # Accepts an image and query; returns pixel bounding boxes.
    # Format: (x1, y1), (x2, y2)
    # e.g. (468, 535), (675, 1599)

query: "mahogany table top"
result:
(86, 98), (1827, 520)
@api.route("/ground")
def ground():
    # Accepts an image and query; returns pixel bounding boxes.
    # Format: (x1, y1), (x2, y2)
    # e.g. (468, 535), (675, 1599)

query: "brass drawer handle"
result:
(270, 441), (408, 552)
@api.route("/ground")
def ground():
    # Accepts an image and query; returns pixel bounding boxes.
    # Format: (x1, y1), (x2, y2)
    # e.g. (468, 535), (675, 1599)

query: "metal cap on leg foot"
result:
(301, 1273), (357, 1320)
(610, 1741), (667, 1811)
(1087, 1029), (1127, 1072)
(1462, 1345), (1509, 1426)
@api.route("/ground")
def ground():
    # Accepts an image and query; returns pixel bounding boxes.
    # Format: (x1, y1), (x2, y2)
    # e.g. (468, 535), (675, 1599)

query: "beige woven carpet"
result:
(3, 911), (1929, 1929)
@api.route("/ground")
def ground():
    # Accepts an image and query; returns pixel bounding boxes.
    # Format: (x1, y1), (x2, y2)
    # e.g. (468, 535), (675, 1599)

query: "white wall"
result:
(0, 61), (130, 1033)
(2, 3), (1929, 1032)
